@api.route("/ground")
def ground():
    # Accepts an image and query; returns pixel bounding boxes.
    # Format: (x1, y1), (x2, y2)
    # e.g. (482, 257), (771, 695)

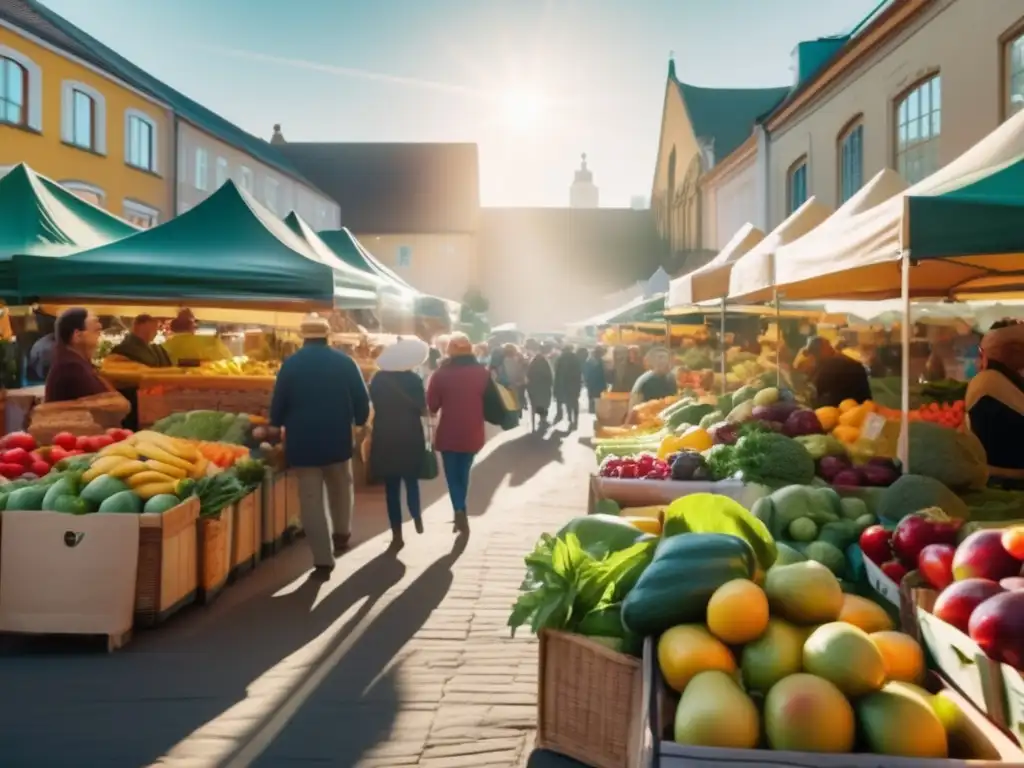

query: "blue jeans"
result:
(383, 475), (421, 528)
(441, 451), (475, 512)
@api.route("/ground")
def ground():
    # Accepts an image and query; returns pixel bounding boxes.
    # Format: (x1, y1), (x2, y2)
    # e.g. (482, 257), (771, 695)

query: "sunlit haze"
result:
(39, 0), (880, 207)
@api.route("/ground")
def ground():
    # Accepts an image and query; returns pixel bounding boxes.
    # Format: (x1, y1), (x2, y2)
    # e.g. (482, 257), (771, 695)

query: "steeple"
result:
(570, 152), (598, 208)
(668, 52), (676, 81)
(270, 124), (286, 145)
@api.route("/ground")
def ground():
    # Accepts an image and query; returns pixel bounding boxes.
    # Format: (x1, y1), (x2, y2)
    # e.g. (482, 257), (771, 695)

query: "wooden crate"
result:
(197, 506), (234, 605)
(537, 630), (644, 768)
(262, 471), (289, 556)
(230, 487), (262, 579)
(134, 496), (200, 627)
(137, 380), (273, 427)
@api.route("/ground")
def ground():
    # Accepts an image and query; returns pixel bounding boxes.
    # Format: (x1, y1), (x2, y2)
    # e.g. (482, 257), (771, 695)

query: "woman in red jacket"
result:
(427, 333), (490, 535)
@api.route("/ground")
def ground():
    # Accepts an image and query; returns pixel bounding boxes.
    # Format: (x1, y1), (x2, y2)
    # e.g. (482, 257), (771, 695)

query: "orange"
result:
(871, 631), (925, 684)
(657, 625), (736, 693)
(707, 579), (769, 644)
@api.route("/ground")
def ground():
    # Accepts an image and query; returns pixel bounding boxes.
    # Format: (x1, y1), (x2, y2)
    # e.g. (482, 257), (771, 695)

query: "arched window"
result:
(787, 156), (809, 214)
(123, 199), (159, 229)
(895, 74), (941, 184)
(61, 80), (108, 154)
(838, 117), (864, 203)
(0, 45), (42, 130)
(60, 181), (105, 207)
(125, 109), (157, 172)
(1003, 25), (1024, 118)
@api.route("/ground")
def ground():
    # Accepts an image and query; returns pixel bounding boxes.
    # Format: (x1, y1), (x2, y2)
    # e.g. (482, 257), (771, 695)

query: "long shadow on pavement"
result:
(252, 534), (468, 765)
(463, 429), (565, 517)
(0, 545), (408, 767)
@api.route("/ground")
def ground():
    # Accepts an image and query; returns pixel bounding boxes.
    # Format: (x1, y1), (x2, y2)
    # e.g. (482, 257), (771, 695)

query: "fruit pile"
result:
(859, 507), (963, 587)
(909, 400), (965, 430)
(0, 428), (133, 481)
(82, 430), (211, 501)
(653, 560), (950, 757)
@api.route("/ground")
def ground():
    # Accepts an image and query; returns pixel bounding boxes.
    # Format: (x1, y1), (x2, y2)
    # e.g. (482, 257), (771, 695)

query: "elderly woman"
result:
(630, 346), (678, 408)
(965, 320), (1024, 486)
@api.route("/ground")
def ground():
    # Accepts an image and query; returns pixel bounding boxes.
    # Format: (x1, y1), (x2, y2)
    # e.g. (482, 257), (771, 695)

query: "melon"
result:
(144, 494), (182, 513)
(80, 475), (130, 506)
(98, 490), (143, 514)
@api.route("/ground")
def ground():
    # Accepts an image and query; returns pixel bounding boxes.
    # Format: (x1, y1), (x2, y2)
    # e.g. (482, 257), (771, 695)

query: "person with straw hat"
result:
(370, 336), (432, 548)
(426, 332), (489, 535)
(270, 313), (370, 580)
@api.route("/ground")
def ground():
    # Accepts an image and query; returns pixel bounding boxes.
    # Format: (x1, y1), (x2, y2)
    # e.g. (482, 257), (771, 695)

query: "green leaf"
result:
(662, 492), (777, 571)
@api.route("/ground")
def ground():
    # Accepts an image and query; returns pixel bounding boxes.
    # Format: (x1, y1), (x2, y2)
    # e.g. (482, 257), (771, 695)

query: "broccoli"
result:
(733, 432), (816, 488)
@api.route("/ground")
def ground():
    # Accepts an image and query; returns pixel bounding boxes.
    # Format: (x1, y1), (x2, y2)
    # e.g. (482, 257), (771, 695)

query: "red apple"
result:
(918, 544), (956, 590)
(859, 525), (892, 566)
(1000, 577), (1024, 591)
(891, 508), (962, 568)
(953, 530), (1022, 582)
(934, 578), (1005, 633)
(881, 560), (908, 584)
(969, 591), (1024, 668)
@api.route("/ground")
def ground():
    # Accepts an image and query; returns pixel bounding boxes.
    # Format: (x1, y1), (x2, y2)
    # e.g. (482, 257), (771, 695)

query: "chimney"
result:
(270, 124), (286, 145)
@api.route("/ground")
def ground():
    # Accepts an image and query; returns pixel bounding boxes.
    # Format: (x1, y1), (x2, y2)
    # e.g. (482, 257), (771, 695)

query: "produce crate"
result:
(197, 505), (234, 605)
(900, 574), (1013, 742)
(642, 636), (1024, 766)
(595, 398), (628, 428)
(135, 496), (200, 627)
(0, 509), (139, 651)
(587, 476), (766, 515)
(230, 486), (262, 579)
(137, 378), (273, 427)
(262, 471), (288, 556)
(536, 629), (644, 768)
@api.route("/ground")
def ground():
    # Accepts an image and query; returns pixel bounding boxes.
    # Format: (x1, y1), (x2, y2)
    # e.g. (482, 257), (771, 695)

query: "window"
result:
(838, 120), (864, 203)
(1005, 31), (1024, 118)
(61, 80), (106, 154)
(0, 46), (41, 130)
(194, 149), (208, 190)
(123, 200), (159, 229)
(787, 157), (808, 214)
(125, 110), (156, 172)
(397, 245), (412, 268)
(60, 181), (105, 207)
(264, 177), (278, 213)
(895, 74), (941, 184)
(215, 157), (229, 188)
(239, 166), (253, 193)
(0, 56), (26, 126)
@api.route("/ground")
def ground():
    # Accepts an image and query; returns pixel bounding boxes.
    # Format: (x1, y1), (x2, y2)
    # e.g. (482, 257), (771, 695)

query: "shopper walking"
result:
(369, 337), (431, 549)
(554, 343), (584, 430)
(426, 332), (489, 535)
(526, 342), (554, 426)
(584, 346), (608, 412)
(270, 314), (370, 580)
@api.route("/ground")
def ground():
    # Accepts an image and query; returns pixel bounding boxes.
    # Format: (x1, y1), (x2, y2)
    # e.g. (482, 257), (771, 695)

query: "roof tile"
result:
(674, 80), (790, 163)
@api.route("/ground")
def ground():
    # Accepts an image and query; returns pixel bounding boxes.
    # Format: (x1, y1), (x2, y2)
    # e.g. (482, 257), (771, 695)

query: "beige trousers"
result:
(294, 461), (354, 567)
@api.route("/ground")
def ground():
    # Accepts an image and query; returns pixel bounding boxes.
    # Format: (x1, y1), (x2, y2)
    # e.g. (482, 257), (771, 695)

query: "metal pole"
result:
(898, 251), (911, 471)
(774, 288), (782, 388)
(720, 297), (727, 395)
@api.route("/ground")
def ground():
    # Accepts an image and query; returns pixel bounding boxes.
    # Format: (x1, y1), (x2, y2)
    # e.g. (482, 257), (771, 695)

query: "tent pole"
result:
(774, 288), (782, 389)
(720, 298), (727, 395)
(898, 251), (911, 472)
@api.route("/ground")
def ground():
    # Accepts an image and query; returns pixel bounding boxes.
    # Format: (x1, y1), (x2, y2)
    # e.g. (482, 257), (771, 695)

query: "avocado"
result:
(80, 476), (130, 506)
(98, 490), (143, 514)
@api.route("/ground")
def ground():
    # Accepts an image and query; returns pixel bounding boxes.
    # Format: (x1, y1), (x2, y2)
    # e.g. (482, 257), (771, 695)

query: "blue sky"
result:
(41, 0), (881, 207)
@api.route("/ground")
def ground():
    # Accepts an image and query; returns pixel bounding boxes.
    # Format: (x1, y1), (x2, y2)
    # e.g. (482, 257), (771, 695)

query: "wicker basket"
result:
(197, 506), (234, 604)
(230, 487), (262, 578)
(134, 496), (200, 627)
(537, 629), (644, 768)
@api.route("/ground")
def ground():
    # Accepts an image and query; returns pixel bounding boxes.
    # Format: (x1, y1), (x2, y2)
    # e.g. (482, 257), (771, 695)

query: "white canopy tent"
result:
(667, 223), (765, 309)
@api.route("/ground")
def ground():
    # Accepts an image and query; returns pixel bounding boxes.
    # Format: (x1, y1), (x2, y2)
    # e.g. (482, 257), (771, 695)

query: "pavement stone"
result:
(0, 418), (596, 767)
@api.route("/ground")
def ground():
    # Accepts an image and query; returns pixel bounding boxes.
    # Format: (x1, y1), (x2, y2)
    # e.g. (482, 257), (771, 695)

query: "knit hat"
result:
(300, 313), (331, 340)
(377, 337), (430, 371)
(445, 332), (473, 357)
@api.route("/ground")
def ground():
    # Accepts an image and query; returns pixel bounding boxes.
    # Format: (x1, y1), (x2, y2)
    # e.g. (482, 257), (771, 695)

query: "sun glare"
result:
(499, 88), (545, 133)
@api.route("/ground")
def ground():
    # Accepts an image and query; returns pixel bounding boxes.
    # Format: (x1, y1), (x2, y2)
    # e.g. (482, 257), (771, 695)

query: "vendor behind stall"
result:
(45, 308), (110, 402)
(630, 346), (678, 407)
(965, 320), (1024, 485)
(160, 309), (232, 364)
(802, 336), (872, 408)
(109, 315), (172, 367)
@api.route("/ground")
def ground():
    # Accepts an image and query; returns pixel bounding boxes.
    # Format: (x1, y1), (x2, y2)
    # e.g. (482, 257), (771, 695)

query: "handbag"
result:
(484, 380), (519, 431)
(421, 417), (439, 480)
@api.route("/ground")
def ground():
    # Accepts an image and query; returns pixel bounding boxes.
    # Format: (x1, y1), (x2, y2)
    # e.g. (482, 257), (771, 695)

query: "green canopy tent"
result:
(0, 164), (139, 300)
(282, 213), (383, 308)
(12, 181), (351, 309)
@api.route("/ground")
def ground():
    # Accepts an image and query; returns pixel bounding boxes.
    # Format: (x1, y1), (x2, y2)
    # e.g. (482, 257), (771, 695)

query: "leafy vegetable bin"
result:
(537, 629), (644, 768)
(134, 495), (200, 627)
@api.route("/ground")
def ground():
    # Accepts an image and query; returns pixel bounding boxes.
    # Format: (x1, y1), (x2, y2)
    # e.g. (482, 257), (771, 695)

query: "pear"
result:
(673, 670), (760, 749)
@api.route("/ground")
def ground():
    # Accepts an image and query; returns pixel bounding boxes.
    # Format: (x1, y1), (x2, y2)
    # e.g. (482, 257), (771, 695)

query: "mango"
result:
(658, 625), (735, 693)
(838, 594), (894, 633)
(707, 579), (769, 645)
(764, 673), (855, 753)
(803, 622), (886, 697)
(673, 670), (760, 749)
(740, 619), (804, 694)
(857, 681), (949, 758)
(764, 561), (844, 625)
(871, 631), (925, 683)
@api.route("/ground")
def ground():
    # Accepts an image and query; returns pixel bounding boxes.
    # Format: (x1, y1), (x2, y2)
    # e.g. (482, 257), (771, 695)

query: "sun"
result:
(499, 87), (545, 133)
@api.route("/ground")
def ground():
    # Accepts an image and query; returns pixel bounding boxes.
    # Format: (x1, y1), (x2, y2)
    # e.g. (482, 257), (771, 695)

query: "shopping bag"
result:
(484, 381), (519, 431)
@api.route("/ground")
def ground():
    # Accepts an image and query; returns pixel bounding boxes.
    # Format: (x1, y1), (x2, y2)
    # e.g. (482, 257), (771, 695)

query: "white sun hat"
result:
(376, 336), (430, 372)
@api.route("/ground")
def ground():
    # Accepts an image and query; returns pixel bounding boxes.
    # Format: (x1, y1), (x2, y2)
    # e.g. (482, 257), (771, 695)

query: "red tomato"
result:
(0, 462), (24, 479)
(29, 460), (51, 478)
(53, 432), (78, 451)
(48, 446), (69, 463)
(2, 432), (36, 452)
(90, 435), (115, 450)
(106, 428), (132, 442)
(1, 447), (31, 467)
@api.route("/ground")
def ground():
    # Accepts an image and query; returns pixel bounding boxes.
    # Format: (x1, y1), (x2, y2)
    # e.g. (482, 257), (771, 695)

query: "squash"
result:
(621, 533), (757, 637)
(623, 515), (661, 535)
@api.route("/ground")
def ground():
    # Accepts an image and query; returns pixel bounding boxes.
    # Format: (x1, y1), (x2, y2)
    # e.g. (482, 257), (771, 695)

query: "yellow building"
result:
(0, 13), (173, 226)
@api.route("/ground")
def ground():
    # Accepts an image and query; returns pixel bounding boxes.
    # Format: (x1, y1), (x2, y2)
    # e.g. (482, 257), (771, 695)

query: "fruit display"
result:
(102, 356), (278, 379)
(152, 410), (255, 444)
(0, 428), (133, 482)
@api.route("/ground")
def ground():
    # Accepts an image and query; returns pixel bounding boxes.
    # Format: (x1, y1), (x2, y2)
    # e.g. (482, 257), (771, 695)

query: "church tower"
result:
(570, 153), (599, 208)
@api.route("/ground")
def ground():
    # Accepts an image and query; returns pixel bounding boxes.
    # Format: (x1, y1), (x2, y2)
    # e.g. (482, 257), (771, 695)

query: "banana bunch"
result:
(83, 431), (210, 499)
(194, 357), (277, 377)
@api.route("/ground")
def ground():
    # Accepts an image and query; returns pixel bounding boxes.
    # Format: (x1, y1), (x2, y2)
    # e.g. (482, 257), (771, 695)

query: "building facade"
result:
(275, 140), (480, 302)
(765, 0), (1024, 228)
(650, 60), (788, 271)
(1, 0), (339, 230)
(698, 136), (760, 250)
(0, 17), (173, 226)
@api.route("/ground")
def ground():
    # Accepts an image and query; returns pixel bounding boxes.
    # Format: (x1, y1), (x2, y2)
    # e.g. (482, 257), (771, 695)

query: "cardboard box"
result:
(587, 475), (767, 515)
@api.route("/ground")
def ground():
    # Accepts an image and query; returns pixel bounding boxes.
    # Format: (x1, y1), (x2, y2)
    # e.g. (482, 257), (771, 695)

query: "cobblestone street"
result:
(0, 422), (594, 767)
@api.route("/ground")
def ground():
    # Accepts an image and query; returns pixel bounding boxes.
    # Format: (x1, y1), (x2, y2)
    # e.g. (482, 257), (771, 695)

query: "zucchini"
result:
(622, 533), (756, 637)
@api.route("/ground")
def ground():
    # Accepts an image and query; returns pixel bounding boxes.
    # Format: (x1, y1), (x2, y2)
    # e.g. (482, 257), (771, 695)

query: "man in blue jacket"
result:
(270, 314), (370, 581)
